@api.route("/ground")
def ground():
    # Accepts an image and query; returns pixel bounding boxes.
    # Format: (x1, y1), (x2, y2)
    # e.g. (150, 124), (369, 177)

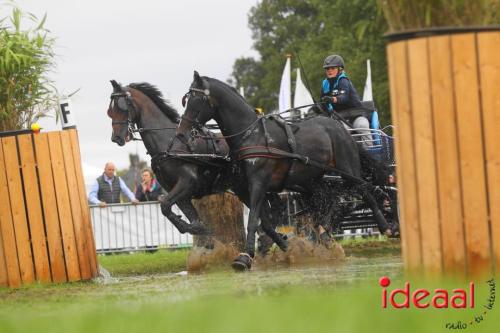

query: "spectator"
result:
(88, 162), (139, 207)
(135, 168), (163, 202)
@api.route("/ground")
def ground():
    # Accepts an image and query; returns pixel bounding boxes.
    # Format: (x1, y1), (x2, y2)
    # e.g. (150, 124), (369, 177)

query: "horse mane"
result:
(128, 82), (180, 123)
(204, 77), (250, 106)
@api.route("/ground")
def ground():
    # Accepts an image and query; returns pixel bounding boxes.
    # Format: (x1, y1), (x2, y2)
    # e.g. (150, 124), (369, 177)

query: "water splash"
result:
(187, 236), (345, 272)
(255, 235), (345, 268)
(187, 240), (239, 272)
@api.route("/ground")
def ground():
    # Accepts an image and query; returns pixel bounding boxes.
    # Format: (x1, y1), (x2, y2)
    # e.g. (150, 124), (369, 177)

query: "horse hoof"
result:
(388, 225), (400, 238)
(192, 223), (208, 235)
(231, 253), (252, 272)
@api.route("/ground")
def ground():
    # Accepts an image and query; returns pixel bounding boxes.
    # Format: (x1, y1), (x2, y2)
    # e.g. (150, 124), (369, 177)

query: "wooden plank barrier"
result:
(0, 129), (98, 287)
(386, 28), (500, 278)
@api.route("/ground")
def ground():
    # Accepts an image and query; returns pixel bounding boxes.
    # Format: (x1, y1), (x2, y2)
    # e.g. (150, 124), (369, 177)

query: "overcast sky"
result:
(10, 0), (259, 178)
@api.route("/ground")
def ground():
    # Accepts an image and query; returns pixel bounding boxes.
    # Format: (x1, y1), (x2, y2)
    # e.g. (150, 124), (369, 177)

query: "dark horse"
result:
(178, 71), (394, 270)
(107, 80), (287, 249)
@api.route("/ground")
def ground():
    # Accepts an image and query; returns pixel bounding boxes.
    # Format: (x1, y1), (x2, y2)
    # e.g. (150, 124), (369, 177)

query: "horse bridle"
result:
(180, 86), (216, 137)
(109, 90), (139, 140)
(180, 86), (263, 142)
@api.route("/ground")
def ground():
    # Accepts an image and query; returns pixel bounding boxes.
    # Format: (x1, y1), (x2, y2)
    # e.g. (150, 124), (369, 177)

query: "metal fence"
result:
(89, 198), (379, 254)
(89, 202), (192, 253)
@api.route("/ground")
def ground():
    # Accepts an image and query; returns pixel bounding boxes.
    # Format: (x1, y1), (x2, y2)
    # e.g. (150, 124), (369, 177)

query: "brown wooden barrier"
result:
(193, 193), (246, 250)
(0, 129), (98, 287)
(386, 27), (500, 278)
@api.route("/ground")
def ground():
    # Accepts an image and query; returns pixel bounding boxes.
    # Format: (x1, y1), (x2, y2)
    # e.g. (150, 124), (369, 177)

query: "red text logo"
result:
(379, 276), (475, 309)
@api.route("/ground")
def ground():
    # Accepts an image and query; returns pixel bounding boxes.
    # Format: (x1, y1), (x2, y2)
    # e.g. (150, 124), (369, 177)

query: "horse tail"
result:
(358, 147), (390, 186)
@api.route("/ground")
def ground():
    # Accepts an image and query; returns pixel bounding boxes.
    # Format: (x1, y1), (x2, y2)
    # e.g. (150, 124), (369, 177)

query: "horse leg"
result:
(159, 179), (208, 235)
(232, 186), (287, 255)
(259, 200), (288, 252)
(317, 224), (334, 249)
(361, 188), (392, 236)
(232, 180), (268, 271)
(176, 198), (211, 236)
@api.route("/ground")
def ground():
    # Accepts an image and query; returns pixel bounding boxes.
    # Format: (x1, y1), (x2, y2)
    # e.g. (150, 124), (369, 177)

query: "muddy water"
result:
(186, 236), (347, 272)
(178, 236), (402, 293)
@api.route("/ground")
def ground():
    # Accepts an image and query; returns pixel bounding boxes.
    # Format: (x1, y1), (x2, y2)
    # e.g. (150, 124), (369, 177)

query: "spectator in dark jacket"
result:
(135, 168), (163, 202)
(88, 162), (139, 207)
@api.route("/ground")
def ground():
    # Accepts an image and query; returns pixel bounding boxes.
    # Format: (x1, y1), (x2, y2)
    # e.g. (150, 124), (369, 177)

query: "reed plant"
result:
(378, 0), (500, 32)
(0, 4), (57, 131)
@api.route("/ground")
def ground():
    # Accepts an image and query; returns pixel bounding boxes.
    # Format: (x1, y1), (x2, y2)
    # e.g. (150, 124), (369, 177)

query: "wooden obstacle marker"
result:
(0, 129), (98, 287)
(387, 28), (499, 278)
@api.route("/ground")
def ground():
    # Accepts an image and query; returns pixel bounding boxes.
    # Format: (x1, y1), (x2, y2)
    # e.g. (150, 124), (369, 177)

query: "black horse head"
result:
(180, 71), (253, 142)
(180, 71), (217, 131)
(108, 80), (135, 146)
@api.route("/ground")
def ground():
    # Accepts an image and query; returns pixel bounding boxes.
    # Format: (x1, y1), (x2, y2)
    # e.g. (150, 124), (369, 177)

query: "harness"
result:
(182, 85), (373, 187)
(109, 89), (229, 169)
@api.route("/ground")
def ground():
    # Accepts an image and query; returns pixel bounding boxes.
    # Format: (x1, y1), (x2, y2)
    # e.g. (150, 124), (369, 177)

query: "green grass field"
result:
(98, 248), (189, 276)
(0, 238), (497, 333)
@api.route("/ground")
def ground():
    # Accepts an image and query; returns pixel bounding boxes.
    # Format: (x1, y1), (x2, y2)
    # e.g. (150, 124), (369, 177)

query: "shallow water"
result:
(0, 240), (402, 313)
(112, 239), (402, 296)
(93, 254), (403, 307)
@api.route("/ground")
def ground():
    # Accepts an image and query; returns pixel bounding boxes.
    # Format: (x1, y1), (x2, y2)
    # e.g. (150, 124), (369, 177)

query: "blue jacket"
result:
(320, 72), (362, 112)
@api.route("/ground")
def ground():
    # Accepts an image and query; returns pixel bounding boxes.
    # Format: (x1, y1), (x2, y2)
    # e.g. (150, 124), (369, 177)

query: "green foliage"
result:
(379, 0), (500, 32)
(229, 0), (392, 125)
(0, 3), (57, 131)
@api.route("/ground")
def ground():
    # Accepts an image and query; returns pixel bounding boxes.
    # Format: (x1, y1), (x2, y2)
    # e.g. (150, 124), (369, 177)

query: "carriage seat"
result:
(361, 100), (375, 111)
(337, 101), (376, 127)
(336, 100), (381, 135)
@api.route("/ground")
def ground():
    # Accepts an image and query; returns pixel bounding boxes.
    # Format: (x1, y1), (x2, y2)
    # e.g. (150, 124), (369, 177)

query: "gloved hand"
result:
(322, 95), (338, 104)
(321, 95), (333, 104)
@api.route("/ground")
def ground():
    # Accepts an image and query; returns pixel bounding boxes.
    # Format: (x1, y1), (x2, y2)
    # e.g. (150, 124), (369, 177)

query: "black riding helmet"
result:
(323, 54), (344, 68)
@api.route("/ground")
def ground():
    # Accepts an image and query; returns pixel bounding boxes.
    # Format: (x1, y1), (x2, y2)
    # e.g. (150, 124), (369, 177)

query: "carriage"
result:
(278, 100), (399, 237)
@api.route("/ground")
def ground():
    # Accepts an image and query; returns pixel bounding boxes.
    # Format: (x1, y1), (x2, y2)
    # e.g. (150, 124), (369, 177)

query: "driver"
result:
(320, 54), (372, 146)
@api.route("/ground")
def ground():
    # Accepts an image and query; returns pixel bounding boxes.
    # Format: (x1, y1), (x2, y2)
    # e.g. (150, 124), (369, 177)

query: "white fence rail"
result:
(89, 202), (192, 253)
(89, 200), (377, 255)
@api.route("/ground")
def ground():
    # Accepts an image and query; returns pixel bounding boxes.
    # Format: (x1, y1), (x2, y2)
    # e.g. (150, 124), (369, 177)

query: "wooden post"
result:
(192, 192), (246, 250)
(0, 129), (98, 287)
(386, 27), (499, 278)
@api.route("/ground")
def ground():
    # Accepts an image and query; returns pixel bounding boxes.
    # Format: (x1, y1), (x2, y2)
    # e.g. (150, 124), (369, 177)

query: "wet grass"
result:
(98, 249), (189, 276)
(340, 236), (401, 256)
(0, 267), (496, 333)
(2, 238), (495, 333)
(94, 237), (403, 276)
(97, 237), (401, 276)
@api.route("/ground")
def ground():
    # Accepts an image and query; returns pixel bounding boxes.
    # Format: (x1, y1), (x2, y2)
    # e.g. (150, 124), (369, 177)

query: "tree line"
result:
(229, 0), (390, 125)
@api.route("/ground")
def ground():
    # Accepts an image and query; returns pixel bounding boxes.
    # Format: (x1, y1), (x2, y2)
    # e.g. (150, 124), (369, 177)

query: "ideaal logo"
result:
(379, 276), (496, 329)
(379, 276), (474, 308)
